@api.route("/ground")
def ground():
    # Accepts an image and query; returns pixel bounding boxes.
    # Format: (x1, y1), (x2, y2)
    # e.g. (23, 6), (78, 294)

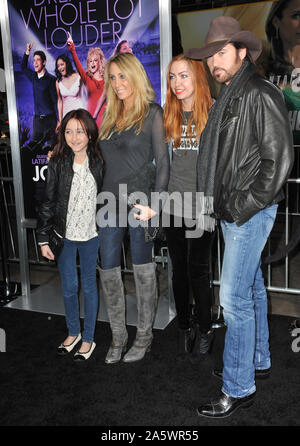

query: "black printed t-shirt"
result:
(167, 111), (198, 218)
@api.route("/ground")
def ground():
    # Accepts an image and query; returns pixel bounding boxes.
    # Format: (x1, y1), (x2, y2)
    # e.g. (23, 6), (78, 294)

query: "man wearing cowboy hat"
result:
(186, 16), (294, 418)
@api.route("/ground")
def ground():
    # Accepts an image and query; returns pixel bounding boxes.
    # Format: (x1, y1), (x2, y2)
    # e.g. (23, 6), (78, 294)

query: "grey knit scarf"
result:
(196, 60), (256, 231)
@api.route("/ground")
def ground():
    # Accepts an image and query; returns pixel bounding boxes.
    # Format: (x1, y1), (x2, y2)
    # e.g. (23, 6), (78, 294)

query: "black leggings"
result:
(165, 214), (215, 332)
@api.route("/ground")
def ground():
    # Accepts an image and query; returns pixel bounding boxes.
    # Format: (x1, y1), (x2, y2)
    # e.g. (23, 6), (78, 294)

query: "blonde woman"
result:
(98, 53), (169, 364)
(67, 32), (106, 127)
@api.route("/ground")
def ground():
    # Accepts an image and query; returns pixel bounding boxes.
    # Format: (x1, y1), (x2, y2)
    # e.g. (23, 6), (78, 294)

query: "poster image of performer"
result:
(66, 31), (106, 128)
(55, 51), (85, 125)
(265, 0), (300, 147)
(21, 43), (58, 147)
(7, 0), (161, 218)
(177, 1), (300, 145)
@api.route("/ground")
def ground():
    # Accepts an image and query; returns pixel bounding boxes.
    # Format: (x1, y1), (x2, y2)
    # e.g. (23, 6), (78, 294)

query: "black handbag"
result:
(48, 228), (64, 259)
(144, 221), (165, 243)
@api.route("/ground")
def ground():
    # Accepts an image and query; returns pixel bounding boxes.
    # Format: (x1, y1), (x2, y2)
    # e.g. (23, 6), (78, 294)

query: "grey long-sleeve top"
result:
(99, 103), (170, 207)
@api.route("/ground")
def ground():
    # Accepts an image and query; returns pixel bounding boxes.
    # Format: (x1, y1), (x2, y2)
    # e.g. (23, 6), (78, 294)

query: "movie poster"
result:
(7, 0), (161, 217)
(177, 0), (300, 148)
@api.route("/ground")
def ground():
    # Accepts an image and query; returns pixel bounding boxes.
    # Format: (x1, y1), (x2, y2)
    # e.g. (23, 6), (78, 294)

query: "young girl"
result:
(37, 109), (103, 361)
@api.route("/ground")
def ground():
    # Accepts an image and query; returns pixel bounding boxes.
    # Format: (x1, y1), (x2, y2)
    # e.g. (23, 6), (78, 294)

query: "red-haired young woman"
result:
(163, 54), (215, 361)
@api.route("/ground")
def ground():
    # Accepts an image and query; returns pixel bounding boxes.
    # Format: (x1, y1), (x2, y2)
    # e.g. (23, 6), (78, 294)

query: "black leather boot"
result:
(190, 326), (214, 363)
(177, 326), (196, 360)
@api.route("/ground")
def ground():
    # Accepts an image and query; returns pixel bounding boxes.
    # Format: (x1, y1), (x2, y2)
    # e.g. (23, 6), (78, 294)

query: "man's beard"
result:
(212, 67), (233, 84)
(211, 54), (243, 84)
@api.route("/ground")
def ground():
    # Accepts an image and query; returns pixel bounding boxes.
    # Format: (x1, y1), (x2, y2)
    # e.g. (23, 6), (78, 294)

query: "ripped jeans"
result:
(220, 204), (277, 398)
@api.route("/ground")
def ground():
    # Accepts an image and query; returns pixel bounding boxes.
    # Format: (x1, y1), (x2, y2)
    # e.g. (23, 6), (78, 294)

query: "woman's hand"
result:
(41, 244), (55, 261)
(133, 204), (157, 221)
(66, 32), (73, 46)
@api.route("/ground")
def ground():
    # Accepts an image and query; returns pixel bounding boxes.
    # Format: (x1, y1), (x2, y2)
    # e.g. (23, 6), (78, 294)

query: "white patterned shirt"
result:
(65, 157), (98, 241)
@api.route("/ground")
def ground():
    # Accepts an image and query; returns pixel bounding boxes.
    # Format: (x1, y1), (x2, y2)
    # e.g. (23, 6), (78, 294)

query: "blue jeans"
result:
(220, 204), (277, 398)
(98, 213), (153, 269)
(57, 237), (99, 343)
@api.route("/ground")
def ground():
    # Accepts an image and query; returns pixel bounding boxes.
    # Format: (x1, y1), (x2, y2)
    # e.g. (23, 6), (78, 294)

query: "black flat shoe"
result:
(213, 367), (271, 380)
(197, 390), (256, 418)
(57, 334), (82, 355)
(73, 342), (96, 362)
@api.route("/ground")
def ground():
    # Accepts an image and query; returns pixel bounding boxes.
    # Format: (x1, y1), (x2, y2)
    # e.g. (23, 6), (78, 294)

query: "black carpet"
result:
(0, 307), (300, 427)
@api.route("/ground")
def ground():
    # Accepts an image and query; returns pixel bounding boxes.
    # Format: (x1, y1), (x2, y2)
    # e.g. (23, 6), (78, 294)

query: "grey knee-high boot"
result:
(99, 266), (128, 364)
(123, 262), (158, 363)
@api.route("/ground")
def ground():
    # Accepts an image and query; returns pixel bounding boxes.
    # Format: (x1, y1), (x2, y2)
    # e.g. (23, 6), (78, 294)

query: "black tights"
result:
(165, 214), (215, 332)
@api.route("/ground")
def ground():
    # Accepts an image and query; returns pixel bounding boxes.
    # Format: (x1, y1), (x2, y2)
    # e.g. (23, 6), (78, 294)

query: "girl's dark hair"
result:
(51, 109), (102, 165)
(55, 54), (76, 80)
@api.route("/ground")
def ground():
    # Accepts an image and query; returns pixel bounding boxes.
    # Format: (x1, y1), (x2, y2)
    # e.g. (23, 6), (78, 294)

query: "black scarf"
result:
(196, 60), (256, 231)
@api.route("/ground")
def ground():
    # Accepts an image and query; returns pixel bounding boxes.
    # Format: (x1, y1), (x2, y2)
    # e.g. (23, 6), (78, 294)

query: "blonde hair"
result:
(87, 47), (106, 78)
(99, 53), (155, 139)
(164, 54), (212, 148)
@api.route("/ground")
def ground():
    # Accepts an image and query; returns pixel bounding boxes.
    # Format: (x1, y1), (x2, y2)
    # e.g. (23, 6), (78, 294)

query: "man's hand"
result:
(25, 43), (33, 55)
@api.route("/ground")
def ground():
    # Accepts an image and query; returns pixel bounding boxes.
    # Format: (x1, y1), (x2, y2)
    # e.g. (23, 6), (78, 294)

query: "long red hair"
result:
(164, 54), (212, 148)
